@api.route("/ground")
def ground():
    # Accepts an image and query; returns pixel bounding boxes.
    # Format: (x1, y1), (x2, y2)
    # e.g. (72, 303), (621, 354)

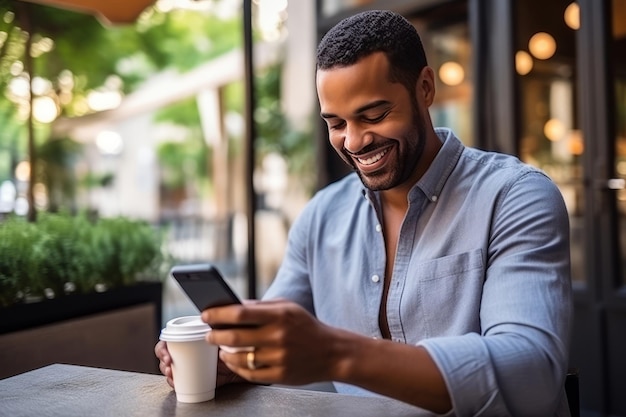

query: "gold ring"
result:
(246, 350), (257, 370)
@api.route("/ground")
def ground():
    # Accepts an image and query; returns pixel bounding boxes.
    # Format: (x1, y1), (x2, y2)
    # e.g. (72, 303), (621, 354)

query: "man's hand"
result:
(155, 340), (174, 388)
(202, 299), (342, 386)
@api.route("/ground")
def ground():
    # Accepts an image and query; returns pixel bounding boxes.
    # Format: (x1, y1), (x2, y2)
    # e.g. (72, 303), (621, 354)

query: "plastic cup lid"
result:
(160, 316), (211, 342)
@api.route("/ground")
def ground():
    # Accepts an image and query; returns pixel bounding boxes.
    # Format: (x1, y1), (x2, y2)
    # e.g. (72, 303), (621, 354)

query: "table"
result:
(0, 364), (433, 416)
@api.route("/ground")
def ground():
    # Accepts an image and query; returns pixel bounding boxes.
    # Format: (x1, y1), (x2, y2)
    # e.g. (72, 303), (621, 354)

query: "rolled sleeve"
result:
(421, 172), (572, 416)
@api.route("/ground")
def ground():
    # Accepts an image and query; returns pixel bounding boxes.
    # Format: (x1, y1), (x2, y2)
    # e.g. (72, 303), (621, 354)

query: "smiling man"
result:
(156, 10), (573, 416)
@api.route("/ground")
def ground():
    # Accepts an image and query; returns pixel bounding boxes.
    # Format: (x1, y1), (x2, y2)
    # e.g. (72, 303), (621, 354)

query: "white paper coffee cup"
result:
(160, 316), (219, 403)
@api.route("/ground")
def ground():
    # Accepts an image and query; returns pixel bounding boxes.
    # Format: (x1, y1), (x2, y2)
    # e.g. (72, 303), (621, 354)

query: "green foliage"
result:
(254, 65), (315, 186)
(0, 1), (118, 91)
(0, 1), (244, 144)
(37, 137), (83, 211)
(0, 0), (251, 212)
(157, 140), (210, 190)
(0, 2), (244, 99)
(88, 216), (167, 287)
(0, 212), (170, 307)
(135, 8), (242, 73)
(0, 97), (25, 164)
(81, 171), (114, 189)
(154, 95), (202, 127)
(0, 217), (36, 307)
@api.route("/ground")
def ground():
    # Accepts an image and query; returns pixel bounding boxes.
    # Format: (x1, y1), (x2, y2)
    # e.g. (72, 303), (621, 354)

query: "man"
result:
(156, 10), (572, 416)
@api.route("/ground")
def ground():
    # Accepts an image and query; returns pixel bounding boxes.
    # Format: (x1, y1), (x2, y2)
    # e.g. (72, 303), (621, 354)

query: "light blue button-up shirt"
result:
(264, 128), (572, 416)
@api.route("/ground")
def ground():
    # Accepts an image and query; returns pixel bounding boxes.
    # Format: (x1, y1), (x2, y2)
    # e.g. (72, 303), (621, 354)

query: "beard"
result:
(341, 109), (427, 191)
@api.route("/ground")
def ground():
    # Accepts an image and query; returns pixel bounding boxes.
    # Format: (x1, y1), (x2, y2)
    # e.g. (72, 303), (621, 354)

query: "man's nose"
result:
(344, 124), (373, 154)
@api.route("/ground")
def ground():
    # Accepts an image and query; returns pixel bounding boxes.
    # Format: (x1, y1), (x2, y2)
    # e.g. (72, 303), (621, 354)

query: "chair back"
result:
(565, 368), (580, 417)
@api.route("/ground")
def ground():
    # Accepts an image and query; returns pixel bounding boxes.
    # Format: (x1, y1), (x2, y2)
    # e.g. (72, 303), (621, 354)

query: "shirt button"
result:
(431, 195), (438, 202)
(371, 275), (380, 283)
(375, 224), (382, 232)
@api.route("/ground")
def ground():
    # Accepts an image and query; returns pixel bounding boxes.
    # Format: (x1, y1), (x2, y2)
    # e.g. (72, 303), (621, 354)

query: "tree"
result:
(1, 1), (128, 220)
(0, 0), (243, 219)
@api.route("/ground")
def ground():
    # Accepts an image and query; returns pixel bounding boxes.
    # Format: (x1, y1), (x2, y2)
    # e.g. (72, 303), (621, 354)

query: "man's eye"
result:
(363, 112), (388, 123)
(329, 121), (345, 130)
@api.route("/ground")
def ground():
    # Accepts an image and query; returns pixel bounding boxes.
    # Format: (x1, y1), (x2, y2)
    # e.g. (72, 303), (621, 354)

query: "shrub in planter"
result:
(0, 219), (39, 307)
(0, 212), (170, 308)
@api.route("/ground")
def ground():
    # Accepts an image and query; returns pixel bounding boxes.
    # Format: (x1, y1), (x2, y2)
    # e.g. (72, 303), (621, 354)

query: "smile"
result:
(356, 148), (389, 166)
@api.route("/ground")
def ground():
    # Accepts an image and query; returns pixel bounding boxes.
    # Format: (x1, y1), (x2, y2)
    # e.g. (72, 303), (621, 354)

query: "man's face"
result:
(316, 52), (427, 191)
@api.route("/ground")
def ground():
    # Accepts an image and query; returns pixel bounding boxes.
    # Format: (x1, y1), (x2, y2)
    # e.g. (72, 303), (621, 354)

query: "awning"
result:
(17, 0), (156, 25)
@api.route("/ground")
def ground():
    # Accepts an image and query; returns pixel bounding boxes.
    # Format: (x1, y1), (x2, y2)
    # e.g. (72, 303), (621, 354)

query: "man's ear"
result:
(416, 66), (436, 107)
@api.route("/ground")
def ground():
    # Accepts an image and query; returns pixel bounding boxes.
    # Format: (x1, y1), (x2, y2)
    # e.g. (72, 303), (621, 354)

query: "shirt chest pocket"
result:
(401, 249), (485, 340)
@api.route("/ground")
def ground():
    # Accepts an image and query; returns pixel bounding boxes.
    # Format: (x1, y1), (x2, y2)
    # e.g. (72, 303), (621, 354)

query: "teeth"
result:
(357, 148), (388, 165)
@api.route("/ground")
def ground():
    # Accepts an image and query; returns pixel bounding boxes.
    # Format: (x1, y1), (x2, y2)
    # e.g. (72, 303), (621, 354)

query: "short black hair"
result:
(316, 10), (428, 95)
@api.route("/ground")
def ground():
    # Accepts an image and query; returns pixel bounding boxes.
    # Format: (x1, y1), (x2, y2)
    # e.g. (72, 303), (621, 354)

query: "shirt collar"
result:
(412, 128), (464, 203)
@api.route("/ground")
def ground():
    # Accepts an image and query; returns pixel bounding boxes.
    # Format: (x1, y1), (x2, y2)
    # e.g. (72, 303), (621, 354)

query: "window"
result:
(514, 0), (583, 283)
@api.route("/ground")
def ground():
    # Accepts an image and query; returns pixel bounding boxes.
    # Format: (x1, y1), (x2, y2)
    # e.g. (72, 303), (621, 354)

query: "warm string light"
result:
(544, 118), (566, 141)
(518, 28), (561, 76)
(529, 32), (556, 60)
(515, 51), (533, 75)
(438, 61), (464, 86)
(564, 2), (580, 30)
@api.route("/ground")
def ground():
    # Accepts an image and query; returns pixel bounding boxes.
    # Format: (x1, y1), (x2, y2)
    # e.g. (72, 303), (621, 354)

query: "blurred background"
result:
(0, 1), (624, 416)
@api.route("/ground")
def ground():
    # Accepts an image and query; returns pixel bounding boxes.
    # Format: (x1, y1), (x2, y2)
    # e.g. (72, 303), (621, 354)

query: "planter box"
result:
(0, 282), (162, 380)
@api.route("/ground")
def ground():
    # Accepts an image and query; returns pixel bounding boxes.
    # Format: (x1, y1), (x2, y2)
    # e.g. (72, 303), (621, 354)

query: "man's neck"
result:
(380, 187), (411, 214)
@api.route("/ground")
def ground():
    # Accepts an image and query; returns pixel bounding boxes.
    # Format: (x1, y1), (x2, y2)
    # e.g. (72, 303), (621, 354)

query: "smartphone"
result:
(170, 263), (242, 312)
